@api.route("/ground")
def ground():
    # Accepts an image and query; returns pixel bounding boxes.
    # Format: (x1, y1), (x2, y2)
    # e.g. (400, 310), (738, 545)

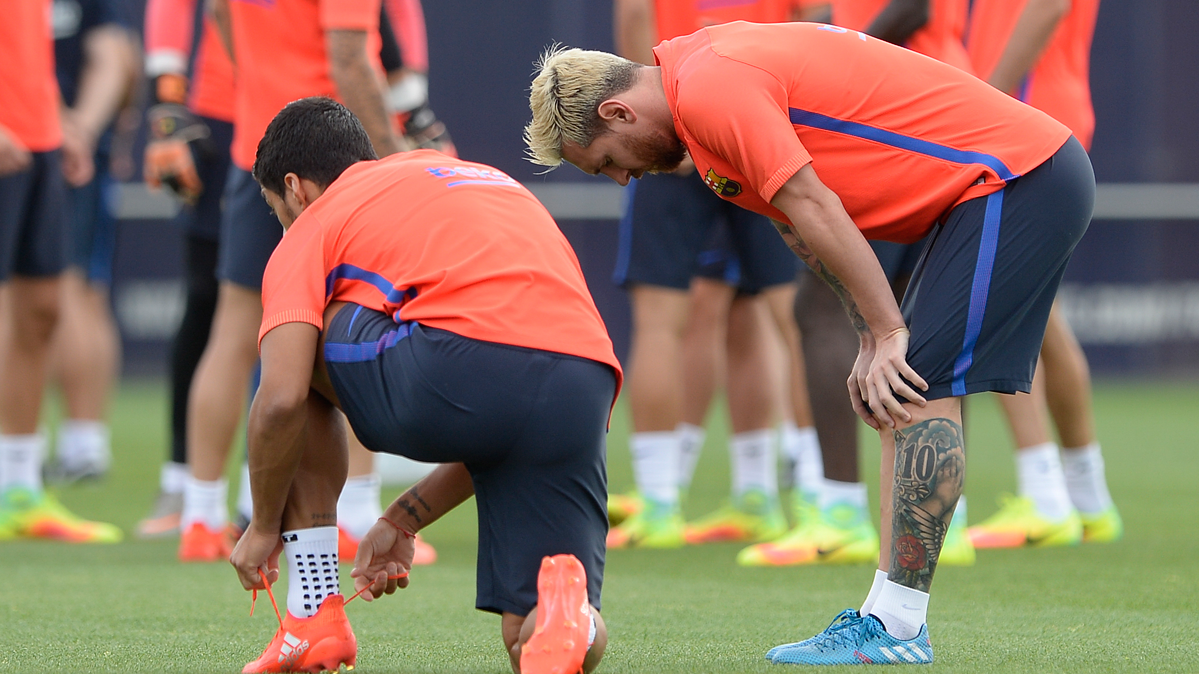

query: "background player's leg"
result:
(1040, 303), (1121, 541)
(762, 281), (824, 509)
(181, 281), (262, 559)
(756, 274), (874, 565)
(679, 276), (734, 493)
(608, 284), (690, 548)
(685, 291), (788, 544)
(140, 235), (218, 538)
(0, 276), (61, 436)
(48, 270), (119, 480)
(971, 359), (1082, 548)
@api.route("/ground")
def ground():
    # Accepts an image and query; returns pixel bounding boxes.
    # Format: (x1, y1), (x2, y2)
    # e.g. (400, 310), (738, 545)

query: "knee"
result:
(12, 288), (61, 347)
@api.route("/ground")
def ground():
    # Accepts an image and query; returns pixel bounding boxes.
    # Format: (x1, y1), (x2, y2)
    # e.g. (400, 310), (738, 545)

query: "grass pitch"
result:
(1, 380), (1197, 673)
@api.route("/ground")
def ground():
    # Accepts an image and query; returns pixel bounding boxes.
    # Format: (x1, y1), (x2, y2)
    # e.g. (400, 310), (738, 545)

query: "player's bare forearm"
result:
(245, 388), (308, 533)
(888, 418), (964, 592)
(248, 324), (324, 533)
(988, 0), (1071, 94)
(71, 25), (138, 141)
(384, 463), (474, 533)
(864, 0), (929, 46)
(328, 30), (403, 157)
(614, 0), (658, 65)
(772, 219), (869, 335)
(207, 0), (235, 63)
(770, 166), (903, 340)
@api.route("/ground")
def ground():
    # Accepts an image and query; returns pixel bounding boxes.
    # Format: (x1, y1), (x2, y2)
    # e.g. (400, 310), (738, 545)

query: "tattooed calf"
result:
(889, 418), (964, 592)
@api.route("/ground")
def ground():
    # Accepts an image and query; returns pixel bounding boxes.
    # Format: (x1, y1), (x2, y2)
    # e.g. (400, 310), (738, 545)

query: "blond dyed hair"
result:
(525, 45), (640, 167)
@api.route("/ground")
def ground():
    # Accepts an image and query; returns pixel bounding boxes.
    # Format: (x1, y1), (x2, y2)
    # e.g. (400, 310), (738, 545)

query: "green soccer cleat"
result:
(0, 487), (122, 544)
(1080, 505), (1123, 543)
(967, 494), (1082, 549)
(606, 490), (644, 527)
(606, 498), (685, 549)
(937, 505), (975, 566)
(684, 490), (788, 545)
(737, 499), (878, 567)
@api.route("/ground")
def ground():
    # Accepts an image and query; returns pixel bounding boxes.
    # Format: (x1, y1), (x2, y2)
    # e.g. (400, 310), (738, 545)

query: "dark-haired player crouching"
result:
(229, 97), (619, 674)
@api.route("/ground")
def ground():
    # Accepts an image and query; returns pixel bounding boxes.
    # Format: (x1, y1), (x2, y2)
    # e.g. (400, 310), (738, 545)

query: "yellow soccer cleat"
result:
(0, 487), (122, 543)
(1080, 505), (1123, 543)
(737, 500), (878, 567)
(967, 494), (1082, 549)
(606, 490), (644, 527)
(683, 490), (787, 545)
(606, 499), (685, 549)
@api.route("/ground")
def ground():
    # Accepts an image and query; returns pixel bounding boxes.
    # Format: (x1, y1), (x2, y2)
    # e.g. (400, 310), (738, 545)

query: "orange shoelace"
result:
(250, 566), (409, 628)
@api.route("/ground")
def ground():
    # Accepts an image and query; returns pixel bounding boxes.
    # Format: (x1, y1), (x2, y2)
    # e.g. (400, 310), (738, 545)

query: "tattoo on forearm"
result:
(772, 220), (868, 333)
(410, 487), (432, 513)
(396, 494), (424, 524)
(888, 419), (965, 593)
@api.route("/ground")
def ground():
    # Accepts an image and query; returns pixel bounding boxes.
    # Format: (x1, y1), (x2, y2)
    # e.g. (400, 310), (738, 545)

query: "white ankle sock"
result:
(0, 434), (44, 491)
(860, 568), (889, 615)
(338, 472), (382, 539)
(1016, 443), (1074, 522)
(161, 462), (189, 494)
(869, 580), (928, 640)
(55, 420), (110, 472)
(236, 462), (254, 524)
(631, 431), (680, 506)
(730, 428), (777, 500)
(1061, 443), (1113, 514)
(182, 476), (228, 530)
(785, 425), (823, 502)
(676, 423), (706, 493)
(283, 526), (340, 618)
(818, 479), (869, 527)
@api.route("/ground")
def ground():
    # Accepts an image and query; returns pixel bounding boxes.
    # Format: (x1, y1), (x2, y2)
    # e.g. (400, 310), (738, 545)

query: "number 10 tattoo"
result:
(889, 418), (965, 592)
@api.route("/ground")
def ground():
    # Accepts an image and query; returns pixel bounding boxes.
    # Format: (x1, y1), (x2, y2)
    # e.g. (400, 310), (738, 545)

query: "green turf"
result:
(2, 380), (1197, 672)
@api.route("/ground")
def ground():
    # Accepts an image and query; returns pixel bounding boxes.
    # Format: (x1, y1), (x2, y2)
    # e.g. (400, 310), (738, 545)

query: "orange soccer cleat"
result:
(243, 594), (357, 674)
(520, 554), (591, 674)
(178, 522), (235, 562)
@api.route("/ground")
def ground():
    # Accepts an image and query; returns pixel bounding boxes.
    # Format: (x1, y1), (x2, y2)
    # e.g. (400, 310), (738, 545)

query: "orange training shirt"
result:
(228, 0), (383, 171)
(189, 19), (236, 122)
(966, 0), (1100, 149)
(653, 22), (1071, 243)
(259, 151), (623, 397)
(654, 0), (792, 42)
(0, 0), (61, 151)
(832, 0), (973, 73)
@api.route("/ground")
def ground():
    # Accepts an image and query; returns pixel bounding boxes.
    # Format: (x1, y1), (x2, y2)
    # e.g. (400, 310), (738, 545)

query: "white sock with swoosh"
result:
(869, 580), (928, 640)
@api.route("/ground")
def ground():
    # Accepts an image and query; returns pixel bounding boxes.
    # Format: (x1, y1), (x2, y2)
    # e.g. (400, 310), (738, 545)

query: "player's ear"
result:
(597, 99), (636, 125)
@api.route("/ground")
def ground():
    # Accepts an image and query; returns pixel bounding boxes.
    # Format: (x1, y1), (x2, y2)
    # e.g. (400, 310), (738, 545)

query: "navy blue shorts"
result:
(694, 215), (799, 293)
(173, 116), (233, 242)
(0, 150), (68, 280)
(216, 166), (282, 290)
(900, 136), (1094, 401)
(66, 151), (117, 285)
(614, 171), (797, 292)
(323, 305), (615, 616)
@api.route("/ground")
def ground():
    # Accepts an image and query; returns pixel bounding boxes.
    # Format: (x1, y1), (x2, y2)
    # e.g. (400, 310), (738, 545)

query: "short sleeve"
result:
(259, 215), (329, 348)
(319, 0), (380, 32)
(675, 56), (812, 203)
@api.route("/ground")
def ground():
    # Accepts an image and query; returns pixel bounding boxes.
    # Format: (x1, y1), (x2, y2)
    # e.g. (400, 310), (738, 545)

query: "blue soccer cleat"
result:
(770, 613), (933, 665)
(765, 609), (860, 661)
